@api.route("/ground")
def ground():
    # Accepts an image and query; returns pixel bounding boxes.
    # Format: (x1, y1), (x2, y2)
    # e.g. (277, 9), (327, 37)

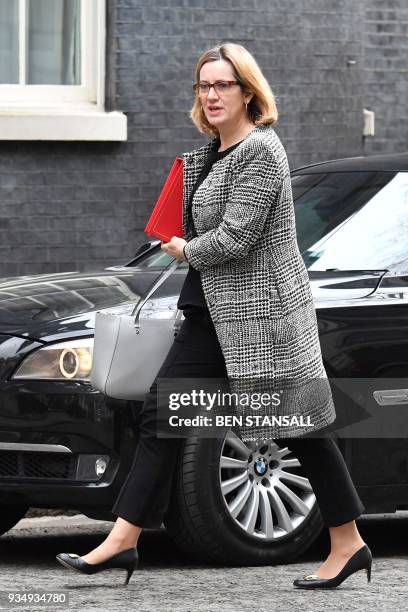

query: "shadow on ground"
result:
(0, 512), (407, 569)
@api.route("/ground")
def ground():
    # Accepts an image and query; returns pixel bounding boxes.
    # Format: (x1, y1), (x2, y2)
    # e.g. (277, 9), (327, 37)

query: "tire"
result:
(0, 506), (29, 537)
(164, 431), (323, 566)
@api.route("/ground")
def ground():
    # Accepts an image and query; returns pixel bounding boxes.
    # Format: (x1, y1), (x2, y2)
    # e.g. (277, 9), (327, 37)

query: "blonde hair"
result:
(190, 42), (279, 137)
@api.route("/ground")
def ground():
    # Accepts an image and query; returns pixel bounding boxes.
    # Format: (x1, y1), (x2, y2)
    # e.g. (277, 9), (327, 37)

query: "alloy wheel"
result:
(219, 431), (316, 540)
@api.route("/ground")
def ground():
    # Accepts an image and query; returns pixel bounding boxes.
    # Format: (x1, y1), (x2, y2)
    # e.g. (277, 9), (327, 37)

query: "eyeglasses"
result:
(192, 80), (240, 96)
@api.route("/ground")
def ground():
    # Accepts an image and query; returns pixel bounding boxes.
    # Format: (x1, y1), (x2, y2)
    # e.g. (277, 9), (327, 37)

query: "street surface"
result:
(0, 512), (407, 611)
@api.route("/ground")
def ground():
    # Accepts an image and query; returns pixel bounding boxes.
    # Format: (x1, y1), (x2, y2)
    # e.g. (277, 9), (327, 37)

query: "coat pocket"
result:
(211, 285), (281, 323)
(274, 260), (313, 320)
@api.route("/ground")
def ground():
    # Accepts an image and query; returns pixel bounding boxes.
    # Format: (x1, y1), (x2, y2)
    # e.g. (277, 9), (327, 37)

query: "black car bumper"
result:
(0, 377), (139, 514)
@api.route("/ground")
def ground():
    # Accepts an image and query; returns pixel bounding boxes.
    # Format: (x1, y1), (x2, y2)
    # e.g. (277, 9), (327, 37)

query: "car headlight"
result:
(12, 338), (94, 380)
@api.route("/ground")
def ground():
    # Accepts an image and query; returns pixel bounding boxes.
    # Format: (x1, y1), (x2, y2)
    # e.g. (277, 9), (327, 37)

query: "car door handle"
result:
(373, 389), (408, 405)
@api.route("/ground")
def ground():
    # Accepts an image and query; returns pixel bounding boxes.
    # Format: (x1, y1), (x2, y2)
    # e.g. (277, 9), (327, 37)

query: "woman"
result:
(56, 43), (372, 589)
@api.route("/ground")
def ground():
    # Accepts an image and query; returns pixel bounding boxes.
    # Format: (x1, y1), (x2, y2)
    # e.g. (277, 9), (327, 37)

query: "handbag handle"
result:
(132, 257), (183, 332)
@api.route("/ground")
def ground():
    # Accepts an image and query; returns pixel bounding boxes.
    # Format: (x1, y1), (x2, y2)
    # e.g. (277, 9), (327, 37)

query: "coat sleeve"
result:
(183, 144), (282, 271)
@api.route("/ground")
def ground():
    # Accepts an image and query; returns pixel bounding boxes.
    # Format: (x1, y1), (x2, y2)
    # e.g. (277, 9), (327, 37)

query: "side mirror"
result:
(134, 242), (154, 257)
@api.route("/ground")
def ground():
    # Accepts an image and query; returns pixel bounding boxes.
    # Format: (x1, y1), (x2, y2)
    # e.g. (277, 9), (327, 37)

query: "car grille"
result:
(0, 451), (77, 479)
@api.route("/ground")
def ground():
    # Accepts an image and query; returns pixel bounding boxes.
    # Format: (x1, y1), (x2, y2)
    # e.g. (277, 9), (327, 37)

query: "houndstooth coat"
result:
(182, 124), (336, 440)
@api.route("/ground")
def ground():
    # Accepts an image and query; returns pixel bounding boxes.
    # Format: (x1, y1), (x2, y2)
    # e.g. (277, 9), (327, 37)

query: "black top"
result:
(177, 138), (243, 311)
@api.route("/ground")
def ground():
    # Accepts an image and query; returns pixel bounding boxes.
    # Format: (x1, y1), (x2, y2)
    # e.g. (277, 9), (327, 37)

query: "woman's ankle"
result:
(106, 532), (139, 550)
(330, 539), (366, 556)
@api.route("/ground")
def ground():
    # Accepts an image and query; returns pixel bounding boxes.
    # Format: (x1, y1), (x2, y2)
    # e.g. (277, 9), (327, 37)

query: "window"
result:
(292, 171), (408, 271)
(0, 0), (126, 140)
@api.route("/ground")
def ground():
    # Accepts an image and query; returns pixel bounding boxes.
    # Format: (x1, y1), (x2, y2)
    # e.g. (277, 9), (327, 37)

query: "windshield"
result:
(292, 171), (408, 271)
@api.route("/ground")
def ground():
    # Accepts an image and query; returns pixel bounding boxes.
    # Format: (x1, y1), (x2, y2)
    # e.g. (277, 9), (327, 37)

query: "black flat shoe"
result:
(293, 544), (372, 589)
(56, 547), (139, 585)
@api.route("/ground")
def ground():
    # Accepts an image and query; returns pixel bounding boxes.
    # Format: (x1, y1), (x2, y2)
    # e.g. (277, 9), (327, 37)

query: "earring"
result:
(245, 101), (248, 112)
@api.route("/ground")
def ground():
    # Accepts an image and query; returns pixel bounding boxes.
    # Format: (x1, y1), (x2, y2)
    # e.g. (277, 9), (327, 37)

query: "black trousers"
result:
(112, 307), (365, 529)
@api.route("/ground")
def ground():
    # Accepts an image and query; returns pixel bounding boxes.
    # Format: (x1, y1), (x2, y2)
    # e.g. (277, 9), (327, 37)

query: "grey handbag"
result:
(90, 258), (183, 400)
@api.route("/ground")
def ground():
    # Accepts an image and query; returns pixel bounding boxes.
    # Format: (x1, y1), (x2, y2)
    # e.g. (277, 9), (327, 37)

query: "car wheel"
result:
(0, 506), (29, 537)
(164, 430), (323, 565)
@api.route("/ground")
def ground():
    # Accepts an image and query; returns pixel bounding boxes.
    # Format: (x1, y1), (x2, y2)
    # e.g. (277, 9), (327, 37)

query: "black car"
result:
(1, 151), (408, 565)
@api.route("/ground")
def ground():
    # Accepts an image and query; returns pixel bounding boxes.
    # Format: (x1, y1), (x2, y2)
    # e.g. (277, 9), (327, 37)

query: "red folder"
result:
(144, 157), (184, 242)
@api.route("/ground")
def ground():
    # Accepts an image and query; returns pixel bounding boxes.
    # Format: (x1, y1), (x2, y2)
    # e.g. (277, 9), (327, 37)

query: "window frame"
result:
(0, 0), (126, 141)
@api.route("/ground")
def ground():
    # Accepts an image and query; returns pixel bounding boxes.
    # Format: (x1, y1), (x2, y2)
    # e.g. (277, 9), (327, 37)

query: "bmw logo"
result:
(254, 457), (268, 476)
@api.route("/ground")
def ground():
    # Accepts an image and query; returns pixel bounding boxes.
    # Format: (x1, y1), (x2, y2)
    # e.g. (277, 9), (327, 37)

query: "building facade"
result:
(0, 0), (406, 276)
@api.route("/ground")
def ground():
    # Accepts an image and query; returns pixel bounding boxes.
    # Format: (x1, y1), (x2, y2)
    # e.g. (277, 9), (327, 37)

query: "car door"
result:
(291, 168), (408, 509)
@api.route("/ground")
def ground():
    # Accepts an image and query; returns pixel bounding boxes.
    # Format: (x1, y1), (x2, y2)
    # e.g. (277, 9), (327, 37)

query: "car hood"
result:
(0, 267), (161, 341)
(0, 267), (387, 342)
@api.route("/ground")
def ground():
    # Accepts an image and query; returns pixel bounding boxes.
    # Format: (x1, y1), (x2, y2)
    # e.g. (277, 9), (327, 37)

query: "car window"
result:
(131, 249), (188, 270)
(292, 171), (407, 270)
(132, 170), (407, 273)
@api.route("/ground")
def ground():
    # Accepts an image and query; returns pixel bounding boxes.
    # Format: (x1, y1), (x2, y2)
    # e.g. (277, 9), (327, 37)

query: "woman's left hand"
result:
(161, 236), (188, 261)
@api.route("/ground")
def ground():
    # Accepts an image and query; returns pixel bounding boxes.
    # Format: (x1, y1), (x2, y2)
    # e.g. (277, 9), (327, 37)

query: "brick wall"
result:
(0, 0), (398, 276)
(363, 0), (408, 154)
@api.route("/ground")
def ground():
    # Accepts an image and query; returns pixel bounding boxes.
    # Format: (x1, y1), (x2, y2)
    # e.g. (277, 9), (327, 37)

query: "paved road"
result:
(0, 512), (407, 612)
